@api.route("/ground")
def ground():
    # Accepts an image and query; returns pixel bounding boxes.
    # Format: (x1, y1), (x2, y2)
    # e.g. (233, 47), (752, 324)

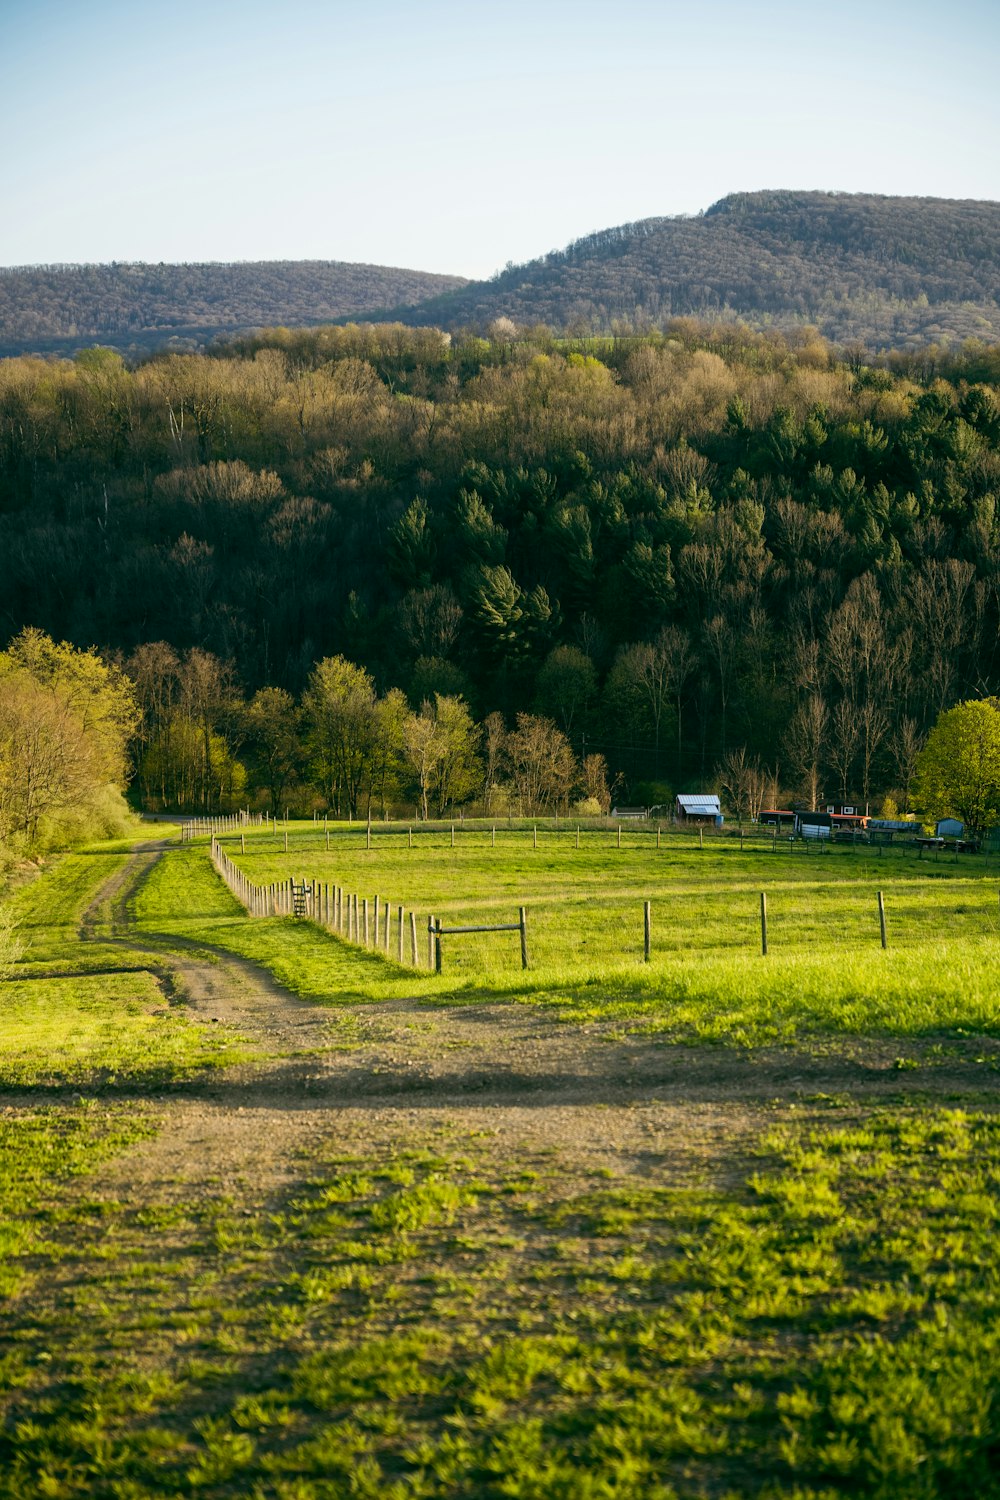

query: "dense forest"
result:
(0, 261), (469, 359)
(396, 192), (1000, 350)
(2, 318), (1000, 815)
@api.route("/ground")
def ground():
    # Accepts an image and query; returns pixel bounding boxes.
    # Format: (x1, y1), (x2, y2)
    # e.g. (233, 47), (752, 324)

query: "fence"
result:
(182, 810), (267, 842)
(210, 835), (529, 971)
(210, 831), (912, 974)
(191, 815), (994, 869)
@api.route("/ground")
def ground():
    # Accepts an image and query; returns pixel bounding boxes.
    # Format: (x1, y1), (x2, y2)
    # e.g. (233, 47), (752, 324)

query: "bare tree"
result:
(580, 752), (611, 813)
(506, 714), (577, 815)
(828, 699), (861, 802)
(858, 698), (890, 806)
(891, 716), (927, 812)
(784, 693), (828, 810)
(716, 746), (771, 823)
(482, 711), (506, 815)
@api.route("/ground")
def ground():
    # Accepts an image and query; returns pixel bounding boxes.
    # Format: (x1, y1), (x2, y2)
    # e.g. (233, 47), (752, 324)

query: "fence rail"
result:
(210, 835), (521, 971)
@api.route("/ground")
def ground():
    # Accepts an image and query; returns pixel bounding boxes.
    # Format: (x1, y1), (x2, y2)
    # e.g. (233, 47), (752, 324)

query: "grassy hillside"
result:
(392, 190), (1000, 349)
(0, 259), (469, 357)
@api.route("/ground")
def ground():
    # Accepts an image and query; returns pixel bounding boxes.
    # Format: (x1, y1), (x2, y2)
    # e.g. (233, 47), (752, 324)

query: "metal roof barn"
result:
(675, 795), (721, 817)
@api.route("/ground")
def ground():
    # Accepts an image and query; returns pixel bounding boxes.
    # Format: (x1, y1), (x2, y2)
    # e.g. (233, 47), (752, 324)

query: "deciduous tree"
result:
(913, 698), (1000, 832)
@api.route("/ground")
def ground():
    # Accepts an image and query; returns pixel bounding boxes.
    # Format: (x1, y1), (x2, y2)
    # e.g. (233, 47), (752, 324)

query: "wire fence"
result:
(209, 829), (1000, 975)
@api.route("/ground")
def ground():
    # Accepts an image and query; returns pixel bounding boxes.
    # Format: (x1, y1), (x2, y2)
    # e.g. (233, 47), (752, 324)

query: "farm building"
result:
(675, 794), (722, 826)
(794, 810), (833, 839)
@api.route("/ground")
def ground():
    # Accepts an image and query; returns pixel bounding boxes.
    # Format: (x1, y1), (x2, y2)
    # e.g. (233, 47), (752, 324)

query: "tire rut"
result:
(80, 839), (336, 1054)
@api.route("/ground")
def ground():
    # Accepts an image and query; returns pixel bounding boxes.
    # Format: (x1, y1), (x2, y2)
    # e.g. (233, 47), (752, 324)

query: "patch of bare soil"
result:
(68, 842), (1000, 1205)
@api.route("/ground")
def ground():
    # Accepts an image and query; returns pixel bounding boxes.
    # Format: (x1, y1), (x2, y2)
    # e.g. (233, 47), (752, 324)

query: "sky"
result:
(1, 0), (998, 279)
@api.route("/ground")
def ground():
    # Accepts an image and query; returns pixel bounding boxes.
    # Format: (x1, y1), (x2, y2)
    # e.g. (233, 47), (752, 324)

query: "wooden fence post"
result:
(427, 915), (435, 969)
(410, 910), (418, 966)
(760, 891), (768, 956)
(492, 826), (496, 847)
(533, 825), (538, 849)
(384, 901), (391, 953)
(878, 890), (888, 949)
(397, 905), (404, 963)
(434, 917), (443, 974)
(700, 826), (704, 851)
(451, 823), (456, 848)
(617, 825), (622, 849)
(576, 825), (580, 849)
(519, 907), (529, 969)
(644, 900), (651, 962)
(363, 898), (369, 946)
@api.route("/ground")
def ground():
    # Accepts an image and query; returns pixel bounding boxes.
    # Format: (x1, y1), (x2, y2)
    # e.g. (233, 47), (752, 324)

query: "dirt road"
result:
(76, 843), (1000, 1203)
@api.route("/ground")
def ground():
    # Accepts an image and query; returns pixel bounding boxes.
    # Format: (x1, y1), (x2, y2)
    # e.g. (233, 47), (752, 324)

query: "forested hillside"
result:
(3, 193), (999, 360)
(395, 192), (1000, 349)
(0, 261), (469, 358)
(1, 321), (999, 813)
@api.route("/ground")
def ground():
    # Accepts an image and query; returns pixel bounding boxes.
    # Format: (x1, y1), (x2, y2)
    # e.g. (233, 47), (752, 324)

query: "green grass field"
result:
(166, 822), (1000, 1044)
(1, 828), (999, 1498)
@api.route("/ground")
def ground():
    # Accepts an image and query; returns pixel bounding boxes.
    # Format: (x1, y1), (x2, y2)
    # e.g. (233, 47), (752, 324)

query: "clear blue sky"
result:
(1, 0), (998, 278)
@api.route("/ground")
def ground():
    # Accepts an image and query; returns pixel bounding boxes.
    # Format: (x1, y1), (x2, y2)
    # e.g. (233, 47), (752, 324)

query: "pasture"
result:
(0, 825), (998, 1499)
(198, 820), (1000, 1044)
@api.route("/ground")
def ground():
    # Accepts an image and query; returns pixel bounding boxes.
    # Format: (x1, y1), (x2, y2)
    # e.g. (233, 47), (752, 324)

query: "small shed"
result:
(795, 810), (832, 840)
(675, 794), (722, 826)
(936, 817), (964, 838)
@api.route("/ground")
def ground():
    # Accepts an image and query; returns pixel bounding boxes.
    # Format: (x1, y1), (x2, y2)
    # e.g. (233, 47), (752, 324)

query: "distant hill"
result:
(2, 193), (998, 357)
(390, 191), (1000, 349)
(0, 260), (470, 358)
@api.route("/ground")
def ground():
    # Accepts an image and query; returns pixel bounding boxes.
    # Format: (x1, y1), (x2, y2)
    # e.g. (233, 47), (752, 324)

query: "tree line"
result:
(127, 642), (612, 820)
(1, 319), (1000, 818)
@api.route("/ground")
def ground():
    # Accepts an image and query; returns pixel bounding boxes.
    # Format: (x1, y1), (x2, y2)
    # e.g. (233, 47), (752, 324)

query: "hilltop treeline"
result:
(397, 192), (1000, 349)
(0, 261), (469, 358)
(2, 320), (1000, 812)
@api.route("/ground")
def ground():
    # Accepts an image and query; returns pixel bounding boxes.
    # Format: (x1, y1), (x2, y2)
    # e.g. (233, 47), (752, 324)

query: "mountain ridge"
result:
(384, 191), (1000, 349)
(0, 258), (470, 358)
(2, 191), (999, 356)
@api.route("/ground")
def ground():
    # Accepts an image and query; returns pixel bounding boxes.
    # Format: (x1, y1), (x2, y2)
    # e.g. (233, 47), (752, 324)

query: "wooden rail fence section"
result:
(210, 836), (526, 971)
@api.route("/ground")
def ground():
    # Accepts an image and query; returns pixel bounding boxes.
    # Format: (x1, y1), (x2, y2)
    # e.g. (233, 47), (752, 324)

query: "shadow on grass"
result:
(1, 1041), (988, 1110)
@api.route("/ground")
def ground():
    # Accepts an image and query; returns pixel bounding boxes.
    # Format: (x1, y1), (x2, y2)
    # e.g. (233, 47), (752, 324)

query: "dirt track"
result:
(74, 844), (1000, 1203)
